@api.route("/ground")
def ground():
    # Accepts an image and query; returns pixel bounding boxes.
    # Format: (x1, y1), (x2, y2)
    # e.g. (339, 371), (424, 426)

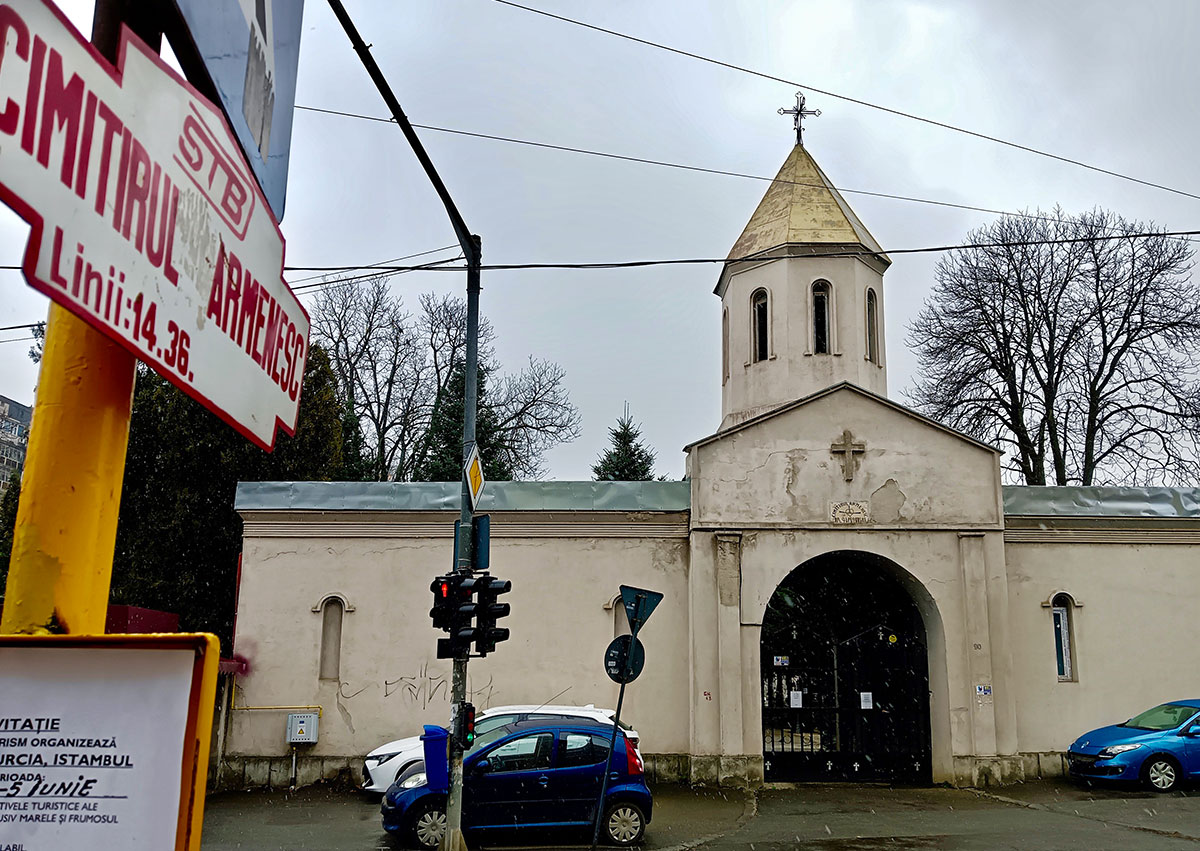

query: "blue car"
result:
(1068, 700), (1200, 792)
(381, 718), (652, 848)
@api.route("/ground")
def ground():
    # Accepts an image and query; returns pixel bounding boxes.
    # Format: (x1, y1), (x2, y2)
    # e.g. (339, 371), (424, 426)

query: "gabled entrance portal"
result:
(761, 552), (931, 783)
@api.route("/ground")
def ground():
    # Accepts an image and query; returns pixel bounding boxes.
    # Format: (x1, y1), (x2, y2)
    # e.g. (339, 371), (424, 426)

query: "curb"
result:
(968, 788), (1200, 843)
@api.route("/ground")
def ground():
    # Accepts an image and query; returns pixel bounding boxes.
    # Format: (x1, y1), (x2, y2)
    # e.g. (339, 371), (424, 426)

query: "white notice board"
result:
(0, 636), (217, 850)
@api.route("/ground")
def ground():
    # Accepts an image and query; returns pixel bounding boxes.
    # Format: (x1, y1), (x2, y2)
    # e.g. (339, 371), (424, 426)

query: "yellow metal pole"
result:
(0, 304), (135, 634)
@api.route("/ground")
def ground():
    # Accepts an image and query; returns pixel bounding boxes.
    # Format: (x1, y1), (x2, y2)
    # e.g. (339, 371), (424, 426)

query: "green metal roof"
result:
(1002, 486), (1200, 518)
(235, 481), (1200, 520)
(235, 480), (691, 512)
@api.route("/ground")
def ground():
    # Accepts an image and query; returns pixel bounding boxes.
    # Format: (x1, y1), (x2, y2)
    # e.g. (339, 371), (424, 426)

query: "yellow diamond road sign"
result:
(466, 445), (485, 510)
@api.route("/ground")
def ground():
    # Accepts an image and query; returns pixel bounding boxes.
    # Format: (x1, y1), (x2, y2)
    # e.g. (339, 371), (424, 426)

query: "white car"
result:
(361, 704), (640, 793)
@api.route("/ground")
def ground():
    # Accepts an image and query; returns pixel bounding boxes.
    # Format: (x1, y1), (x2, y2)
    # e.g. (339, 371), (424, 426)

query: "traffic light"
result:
(474, 575), (512, 656)
(454, 702), (476, 749)
(429, 573), (457, 631)
(437, 574), (481, 659)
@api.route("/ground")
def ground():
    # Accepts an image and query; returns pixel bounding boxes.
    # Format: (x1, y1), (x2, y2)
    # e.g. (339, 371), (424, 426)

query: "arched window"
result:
(722, 307), (730, 385)
(812, 281), (831, 354)
(866, 288), (880, 365)
(319, 597), (345, 681)
(1051, 593), (1076, 682)
(607, 594), (632, 638)
(751, 289), (769, 363)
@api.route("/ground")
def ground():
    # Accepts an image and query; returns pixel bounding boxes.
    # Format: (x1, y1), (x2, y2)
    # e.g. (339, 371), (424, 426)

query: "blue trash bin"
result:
(421, 725), (449, 792)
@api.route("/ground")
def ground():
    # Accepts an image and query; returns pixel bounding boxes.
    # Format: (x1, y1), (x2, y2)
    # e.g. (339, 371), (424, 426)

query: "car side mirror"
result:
(473, 758), (492, 774)
(1184, 724), (1200, 737)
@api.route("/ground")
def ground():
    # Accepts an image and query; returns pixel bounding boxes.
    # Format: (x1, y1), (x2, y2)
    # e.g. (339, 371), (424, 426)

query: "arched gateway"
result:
(761, 551), (932, 783)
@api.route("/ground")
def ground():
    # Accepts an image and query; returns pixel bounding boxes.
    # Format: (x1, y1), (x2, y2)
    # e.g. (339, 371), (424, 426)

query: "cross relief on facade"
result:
(830, 429), (866, 481)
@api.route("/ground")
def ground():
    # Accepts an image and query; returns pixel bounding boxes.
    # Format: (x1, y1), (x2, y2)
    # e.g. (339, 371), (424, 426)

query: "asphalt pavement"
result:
(199, 782), (752, 850)
(697, 781), (1200, 851)
(200, 779), (1200, 850)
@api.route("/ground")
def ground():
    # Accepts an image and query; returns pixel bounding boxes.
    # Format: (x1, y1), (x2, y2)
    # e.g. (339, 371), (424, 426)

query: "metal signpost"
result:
(0, 1), (303, 846)
(169, 0), (305, 220)
(590, 585), (663, 851)
(321, 4), (491, 849)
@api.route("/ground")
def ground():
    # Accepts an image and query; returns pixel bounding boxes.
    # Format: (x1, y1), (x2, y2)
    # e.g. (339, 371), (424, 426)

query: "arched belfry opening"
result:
(761, 551), (932, 783)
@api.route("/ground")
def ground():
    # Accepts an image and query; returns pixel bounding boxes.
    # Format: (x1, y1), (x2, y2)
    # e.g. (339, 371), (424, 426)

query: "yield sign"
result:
(1, 0), (308, 451)
(620, 585), (663, 634)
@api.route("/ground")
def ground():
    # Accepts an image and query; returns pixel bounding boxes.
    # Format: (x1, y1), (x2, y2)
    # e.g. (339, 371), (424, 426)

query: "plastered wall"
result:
(229, 512), (692, 761)
(1005, 536), (1200, 754)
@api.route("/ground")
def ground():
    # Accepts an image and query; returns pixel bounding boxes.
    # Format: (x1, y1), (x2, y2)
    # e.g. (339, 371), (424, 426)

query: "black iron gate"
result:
(761, 626), (930, 782)
(760, 550), (935, 784)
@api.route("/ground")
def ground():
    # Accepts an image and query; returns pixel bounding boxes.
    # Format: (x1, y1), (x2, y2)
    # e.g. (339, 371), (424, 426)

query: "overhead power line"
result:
(283, 227), (1200, 274)
(486, 0), (1200, 203)
(289, 252), (465, 294)
(10, 228), (1195, 330)
(286, 243), (459, 286)
(0, 335), (35, 344)
(0, 322), (41, 332)
(294, 106), (1200, 247)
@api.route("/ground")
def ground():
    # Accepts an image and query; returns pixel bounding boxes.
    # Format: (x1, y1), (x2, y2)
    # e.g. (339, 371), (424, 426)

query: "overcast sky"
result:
(1, 0), (1197, 480)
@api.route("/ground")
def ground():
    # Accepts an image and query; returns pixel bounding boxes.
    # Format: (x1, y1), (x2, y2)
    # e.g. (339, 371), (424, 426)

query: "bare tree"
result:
(490, 358), (582, 479)
(310, 277), (578, 480)
(907, 208), (1200, 486)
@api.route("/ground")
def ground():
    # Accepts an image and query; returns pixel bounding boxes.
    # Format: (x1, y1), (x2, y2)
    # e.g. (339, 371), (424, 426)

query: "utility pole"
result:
(324, 4), (480, 849)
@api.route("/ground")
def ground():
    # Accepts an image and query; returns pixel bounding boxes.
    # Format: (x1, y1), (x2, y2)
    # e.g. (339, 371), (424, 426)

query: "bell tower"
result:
(716, 107), (890, 429)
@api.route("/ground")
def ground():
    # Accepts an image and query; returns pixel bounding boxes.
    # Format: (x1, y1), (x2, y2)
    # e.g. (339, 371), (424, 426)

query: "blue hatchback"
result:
(1068, 700), (1200, 792)
(381, 718), (653, 848)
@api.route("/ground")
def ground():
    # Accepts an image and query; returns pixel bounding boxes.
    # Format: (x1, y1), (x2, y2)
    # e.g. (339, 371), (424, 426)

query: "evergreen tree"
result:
(412, 361), (514, 482)
(108, 344), (346, 649)
(592, 406), (658, 481)
(338, 404), (376, 482)
(0, 468), (21, 594)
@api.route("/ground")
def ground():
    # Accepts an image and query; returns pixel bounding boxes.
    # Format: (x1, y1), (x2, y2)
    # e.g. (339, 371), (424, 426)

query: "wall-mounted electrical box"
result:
(286, 712), (319, 744)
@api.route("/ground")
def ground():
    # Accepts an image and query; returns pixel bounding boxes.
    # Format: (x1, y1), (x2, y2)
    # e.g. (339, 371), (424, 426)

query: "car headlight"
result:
(366, 752), (401, 765)
(399, 772), (427, 790)
(1099, 744), (1142, 757)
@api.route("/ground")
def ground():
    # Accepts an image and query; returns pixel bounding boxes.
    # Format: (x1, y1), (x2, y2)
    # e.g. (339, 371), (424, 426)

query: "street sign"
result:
(592, 589), (662, 850)
(0, 633), (219, 851)
(465, 444), (485, 510)
(170, 0), (305, 220)
(453, 514), (489, 572)
(620, 585), (664, 633)
(604, 634), (645, 684)
(0, 0), (308, 451)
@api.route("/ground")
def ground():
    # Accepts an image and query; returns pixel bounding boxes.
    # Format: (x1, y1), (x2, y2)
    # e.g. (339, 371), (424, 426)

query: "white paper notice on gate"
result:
(0, 0), (308, 450)
(789, 690), (803, 709)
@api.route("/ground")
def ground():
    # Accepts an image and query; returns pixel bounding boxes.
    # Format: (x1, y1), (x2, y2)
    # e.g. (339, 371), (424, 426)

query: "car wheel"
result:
(603, 801), (646, 846)
(406, 800), (447, 849)
(1144, 756), (1181, 793)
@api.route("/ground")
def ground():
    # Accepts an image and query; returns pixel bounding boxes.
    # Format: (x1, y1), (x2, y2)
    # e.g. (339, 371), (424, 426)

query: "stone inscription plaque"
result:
(831, 501), (871, 524)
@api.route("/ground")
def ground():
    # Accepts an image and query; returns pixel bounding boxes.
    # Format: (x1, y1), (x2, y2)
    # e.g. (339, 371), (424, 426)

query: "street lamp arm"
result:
(324, 0), (479, 265)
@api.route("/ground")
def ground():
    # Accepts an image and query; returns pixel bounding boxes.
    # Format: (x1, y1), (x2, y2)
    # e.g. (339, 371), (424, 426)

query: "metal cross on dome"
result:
(778, 91), (821, 144)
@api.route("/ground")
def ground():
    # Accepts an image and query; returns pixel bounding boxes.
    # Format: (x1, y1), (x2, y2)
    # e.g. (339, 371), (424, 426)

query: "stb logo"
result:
(174, 104), (257, 239)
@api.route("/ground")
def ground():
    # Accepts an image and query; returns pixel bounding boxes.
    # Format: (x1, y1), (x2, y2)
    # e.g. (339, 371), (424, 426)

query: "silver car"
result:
(361, 704), (640, 793)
